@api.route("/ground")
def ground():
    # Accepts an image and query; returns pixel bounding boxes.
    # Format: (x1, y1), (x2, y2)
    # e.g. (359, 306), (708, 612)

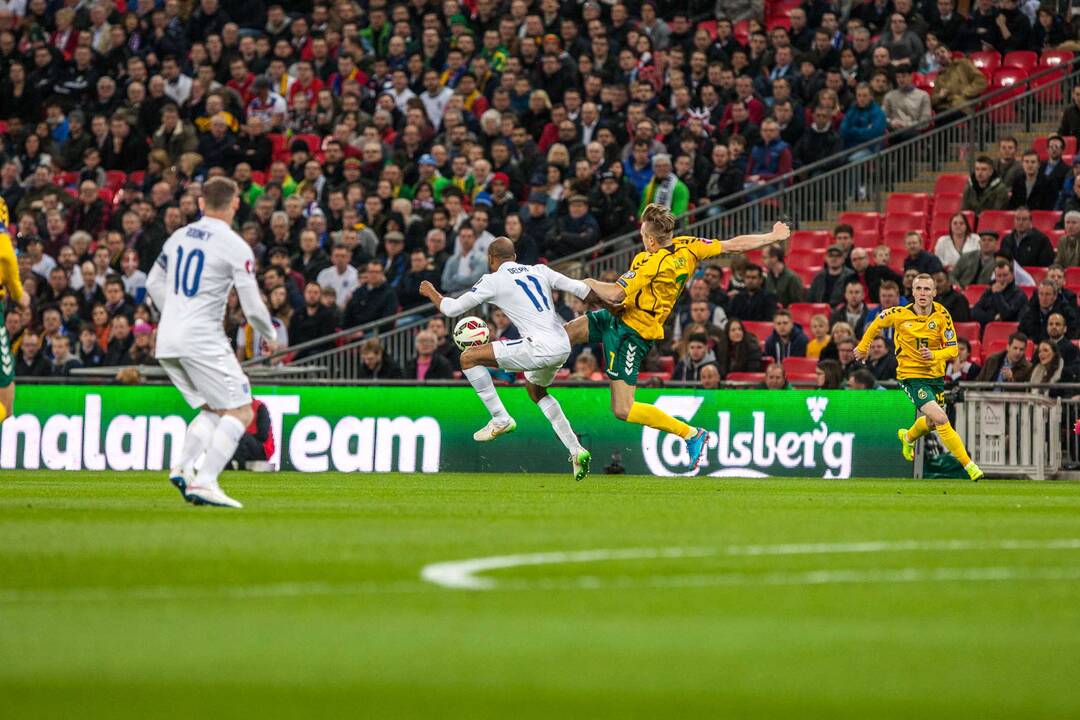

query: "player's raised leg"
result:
(459, 342), (516, 441)
(525, 379), (589, 480)
(158, 357), (217, 501)
(920, 399), (982, 481)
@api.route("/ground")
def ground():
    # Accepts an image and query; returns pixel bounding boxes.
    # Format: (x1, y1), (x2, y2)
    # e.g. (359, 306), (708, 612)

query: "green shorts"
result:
(587, 309), (653, 385)
(898, 377), (945, 410)
(0, 324), (12, 389)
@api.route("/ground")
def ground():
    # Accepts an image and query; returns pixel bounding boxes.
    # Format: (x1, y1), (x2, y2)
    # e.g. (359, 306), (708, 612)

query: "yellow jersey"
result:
(615, 235), (725, 340)
(0, 199), (23, 309)
(856, 302), (958, 380)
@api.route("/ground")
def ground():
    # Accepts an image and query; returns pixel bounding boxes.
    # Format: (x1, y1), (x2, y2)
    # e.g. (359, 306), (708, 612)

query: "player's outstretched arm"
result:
(853, 312), (890, 361)
(422, 279), (486, 317)
(419, 280), (444, 310)
(722, 220), (792, 254)
(583, 278), (626, 305)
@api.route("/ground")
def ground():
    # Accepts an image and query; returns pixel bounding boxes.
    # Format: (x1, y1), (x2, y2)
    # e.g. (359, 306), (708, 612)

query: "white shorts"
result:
(492, 337), (569, 387)
(159, 354), (252, 410)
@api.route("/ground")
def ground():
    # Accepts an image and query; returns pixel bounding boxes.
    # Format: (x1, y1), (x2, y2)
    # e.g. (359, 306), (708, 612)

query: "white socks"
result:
(463, 366), (510, 423)
(194, 415), (247, 489)
(538, 394), (582, 455)
(175, 410), (220, 475)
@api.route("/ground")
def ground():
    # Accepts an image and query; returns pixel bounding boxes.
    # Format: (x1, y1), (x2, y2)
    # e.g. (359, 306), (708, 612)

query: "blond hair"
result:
(640, 203), (676, 244)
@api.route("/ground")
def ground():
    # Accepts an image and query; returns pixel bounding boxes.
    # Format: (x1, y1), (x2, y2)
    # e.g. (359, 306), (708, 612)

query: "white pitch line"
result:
(419, 539), (1080, 590)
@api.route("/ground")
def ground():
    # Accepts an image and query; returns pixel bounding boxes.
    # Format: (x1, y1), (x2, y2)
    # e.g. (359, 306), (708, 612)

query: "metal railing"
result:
(953, 390), (1063, 479)
(266, 58), (1079, 375)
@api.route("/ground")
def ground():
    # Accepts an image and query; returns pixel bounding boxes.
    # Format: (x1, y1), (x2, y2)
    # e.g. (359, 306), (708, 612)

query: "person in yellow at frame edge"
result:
(566, 203), (791, 471)
(853, 272), (984, 481)
(0, 197), (29, 424)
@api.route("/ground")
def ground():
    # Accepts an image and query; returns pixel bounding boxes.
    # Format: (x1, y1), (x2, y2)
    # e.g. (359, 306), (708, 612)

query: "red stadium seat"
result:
(725, 372), (765, 384)
(128, 170), (145, 187)
(982, 321), (1020, 351)
(914, 71), (937, 91)
(933, 193), (963, 216)
(882, 231), (910, 253)
(97, 187), (114, 204)
(268, 132), (289, 162)
(1048, 229), (1066, 249)
(766, 15), (791, 30)
(1041, 50), (1074, 67)
(555, 368), (571, 380)
(1003, 51), (1038, 71)
(1033, 135), (1077, 161)
(794, 265), (821, 287)
(837, 211), (881, 236)
(788, 230), (832, 250)
(969, 51), (1001, 71)
(742, 321), (774, 342)
(1030, 209), (1061, 234)
(733, 19), (750, 44)
(782, 357), (818, 376)
(658, 356), (675, 375)
(788, 248), (826, 269)
(637, 372), (671, 382)
(292, 133), (323, 155)
(883, 212), (926, 236)
(788, 302), (830, 328)
(853, 231), (881, 249)
(933, 174), (968, 195)
(1031, 67), (1066, 103)
(104, 170), (126, 191)
(697, 18), (718, 40)
(58, 171), (79, 187)
(885, 193), (930, 214)
(966, 339), (983, 364)
(1025, 266), (1048, 284)
(1067, 267), (1080, 285)
(1018, 285), (1035, 299)
(976, 209), (1014, 234)
(954, 322), (981, 341)
(964, 284), (988, 306)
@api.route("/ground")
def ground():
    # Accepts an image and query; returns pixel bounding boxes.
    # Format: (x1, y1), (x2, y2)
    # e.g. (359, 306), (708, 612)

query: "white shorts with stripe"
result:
(491, 336), (569, 387)
(158, 354), (252, 410)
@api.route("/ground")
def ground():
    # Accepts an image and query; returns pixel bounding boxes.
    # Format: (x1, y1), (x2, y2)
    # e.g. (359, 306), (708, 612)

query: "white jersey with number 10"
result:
(153, 216), (261, 359)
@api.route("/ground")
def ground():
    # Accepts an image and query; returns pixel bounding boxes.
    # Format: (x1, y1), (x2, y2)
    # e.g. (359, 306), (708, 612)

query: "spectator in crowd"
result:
(76, 325), (103, 368)
(805, 314), (831, 359)
(934, 212), (980, 272)
(1009, 152), (1058, 211)
(867, 246), (905, 303)
(819, 321), (855, 362)
(673, 332), (717, 383)
(1041, 135), (1070, 191)
(1056, 211), (1080, 267)
(716, 319), (762, 377)
(290, 281), (339, 360)
(356, 338), (402, 380)
(902, 231), (943, 275)
(763, 246), (804, 306)
(808, 244), (855, 305)
(674, 295), (727, 345)
(591, 170), (636, 238)
(972, 260), (1029, 326)
(933, 270), (972, 323)
(127, 321), (156, 365)
(947, 337), (983, 382)
(1046, 312), (1080, 368)
(848, 368), (883, 390)
(882, 67), (931, 139)
(316, 244), (359, 310)
(699, 363), (722, 390)
(962, 157), (1010, 215)
(744, 119), (793, 198)
(570, 351), (604, 382)
(727, 263), (777, 321)
(1019, 280), (1080, 343)
(976, 332), (1033, 383)
(704, 144), (748, 208)
(639, 154), (689, 216)
(793, 104), (843, 172)
(49, 335), (82, 377)
(815, 358), (844, 389)
(546, 195), (600, 259)
(441, 226), (487, 295)
(839, 83), (887, 161)
(1001, 207), (1055, 267)
(994, 136), (1024, 188)
(1030, 340), (1077, 394)
(952, 233), (1000, 292)
(15, 330), (50, 377)
(836, 337), (860, 379)
(764, 309), (808, 362)
(103, 314), (133, 366)
(764, 363), (791, 389)
(929, 45), (987, 116)
(229, 399), (274, 471)
(866, 335), (899, 381)
(405, 330), (455, 382)
(1059, 86), (1080, 138)
(830, 279), (875, 339)
(345, 262), (398, 332)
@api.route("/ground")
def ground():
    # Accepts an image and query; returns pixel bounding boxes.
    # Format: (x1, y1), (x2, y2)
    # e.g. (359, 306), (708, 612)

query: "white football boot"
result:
(185, 481), (243, 509)
(473, 417), (517, 442)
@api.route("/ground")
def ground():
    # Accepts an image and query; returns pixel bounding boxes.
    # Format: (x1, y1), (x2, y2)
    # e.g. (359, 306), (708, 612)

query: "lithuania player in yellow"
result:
(566, 203), (791, 470)
(0, 197), (28, 424)
(854, 273), (983, 481)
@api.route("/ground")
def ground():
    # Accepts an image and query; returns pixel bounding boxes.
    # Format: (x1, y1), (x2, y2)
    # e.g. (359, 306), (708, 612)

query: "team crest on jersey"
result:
(918, 389), (928, 399)
(245, 259), (253, 274)
(928, 321), (937, 329)
(621, 270), (636, 279)
(673, 256), (687, 269)
(944, 329), (955, 340)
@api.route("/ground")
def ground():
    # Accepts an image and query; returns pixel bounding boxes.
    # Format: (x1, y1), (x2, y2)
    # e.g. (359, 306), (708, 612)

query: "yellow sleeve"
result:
(678, 236), (725, 260)
(615, 264), (650, 298)
(934, 307), (959, 363)
(855, 308), (898, 354)
(0, 233), (22, 303)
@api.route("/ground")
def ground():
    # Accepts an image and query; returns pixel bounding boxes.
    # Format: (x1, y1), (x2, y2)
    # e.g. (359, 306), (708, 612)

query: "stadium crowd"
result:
(1, 0), (1080, 387)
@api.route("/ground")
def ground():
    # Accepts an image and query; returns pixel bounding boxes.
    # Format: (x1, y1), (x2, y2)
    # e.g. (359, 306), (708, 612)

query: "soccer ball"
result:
(453, 316), (491, 350)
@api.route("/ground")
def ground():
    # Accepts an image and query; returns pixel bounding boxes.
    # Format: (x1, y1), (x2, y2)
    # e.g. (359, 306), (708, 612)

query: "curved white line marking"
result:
(420, 539), (1080, 590)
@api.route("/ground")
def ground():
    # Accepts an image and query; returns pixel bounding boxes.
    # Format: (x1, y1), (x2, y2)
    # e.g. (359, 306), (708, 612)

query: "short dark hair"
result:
(744, 263), (762, 276)
(850, 368), (876, 388)
(833, 223), (854, 236)
(1008, 332), (1028, 346)
(687, 332), (709, 345)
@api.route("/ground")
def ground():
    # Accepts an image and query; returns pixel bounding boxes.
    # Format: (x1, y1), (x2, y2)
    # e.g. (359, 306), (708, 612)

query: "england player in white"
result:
(146, 177), (278, 508)
(419, 237), (602, 480)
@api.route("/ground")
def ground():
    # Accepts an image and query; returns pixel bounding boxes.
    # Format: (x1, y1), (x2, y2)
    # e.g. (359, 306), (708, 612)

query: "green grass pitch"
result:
(3, 472), (1080, 719)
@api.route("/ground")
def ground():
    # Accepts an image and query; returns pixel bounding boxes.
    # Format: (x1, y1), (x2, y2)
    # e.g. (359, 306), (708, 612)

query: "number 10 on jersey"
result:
(173, 246), (205, 297)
